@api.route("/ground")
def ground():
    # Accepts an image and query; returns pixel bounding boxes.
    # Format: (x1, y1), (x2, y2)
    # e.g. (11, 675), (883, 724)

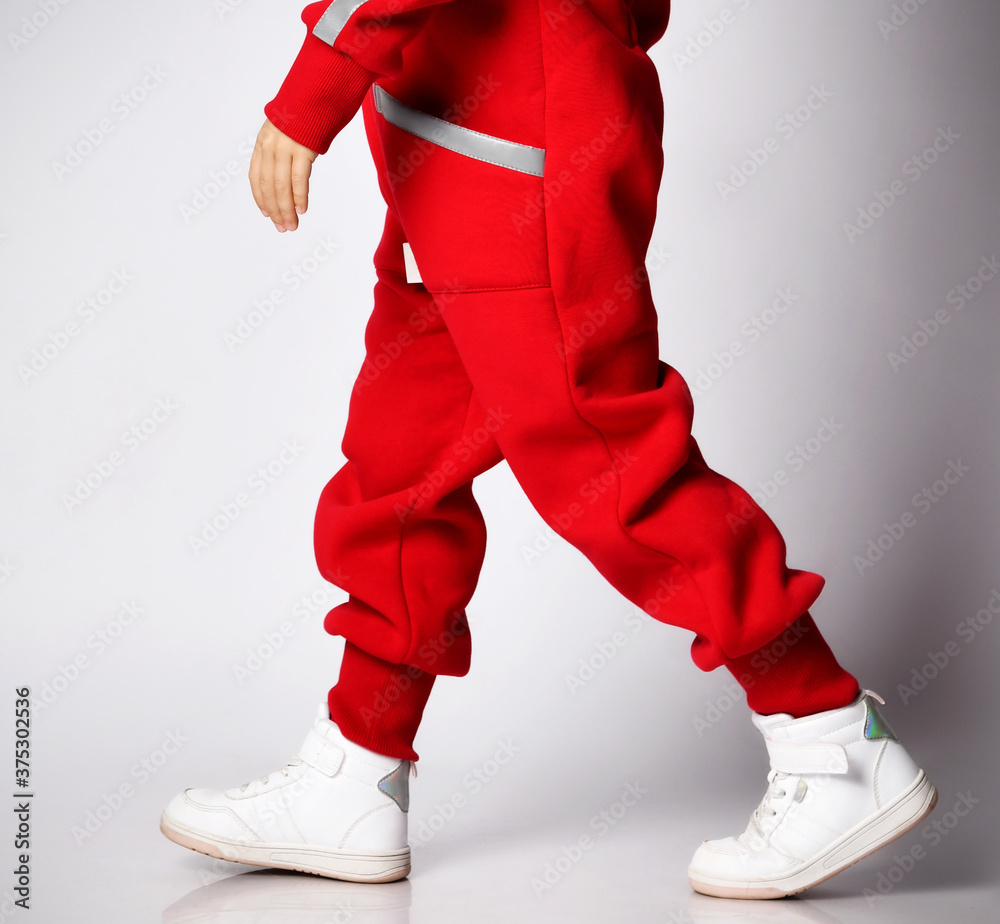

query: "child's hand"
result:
(249, 119), (319, 232)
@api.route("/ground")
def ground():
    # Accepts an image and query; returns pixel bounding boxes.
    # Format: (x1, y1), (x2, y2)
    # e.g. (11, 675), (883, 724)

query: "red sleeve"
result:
(628, 0), (671, 53)
(264, 0), (454, 155)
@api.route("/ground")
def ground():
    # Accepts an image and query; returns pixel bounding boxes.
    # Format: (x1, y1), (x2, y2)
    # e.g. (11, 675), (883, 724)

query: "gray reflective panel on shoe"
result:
(378, 761), (409, 813)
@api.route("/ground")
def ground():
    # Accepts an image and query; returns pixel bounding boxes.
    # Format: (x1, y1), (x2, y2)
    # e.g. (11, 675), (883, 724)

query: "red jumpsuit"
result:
(264, 0), (856, 760)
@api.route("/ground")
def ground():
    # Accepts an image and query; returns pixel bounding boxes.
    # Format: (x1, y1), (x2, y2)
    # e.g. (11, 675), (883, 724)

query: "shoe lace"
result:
(764, 768), (790, 816)
(239, 756), (303, 792)
(743, 768), (795, 845)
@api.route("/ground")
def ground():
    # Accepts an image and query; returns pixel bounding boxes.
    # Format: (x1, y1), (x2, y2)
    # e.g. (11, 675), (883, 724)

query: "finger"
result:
(272, 150), (299, 231)
(290, 151), (312, 217)
(257, 144), (284, 231)
(248, 141), (269, 217)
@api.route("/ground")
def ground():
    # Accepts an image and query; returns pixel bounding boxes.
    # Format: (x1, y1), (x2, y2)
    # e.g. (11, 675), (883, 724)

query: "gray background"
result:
(1, 0), (997, 921)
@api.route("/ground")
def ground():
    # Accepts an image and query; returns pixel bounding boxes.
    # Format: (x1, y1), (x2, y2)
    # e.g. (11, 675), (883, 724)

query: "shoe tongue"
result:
(309, 705), (400, 767)
(753, 694), (867, 742)
(752, 708), (832, 745)
(752, 710), (794, 735)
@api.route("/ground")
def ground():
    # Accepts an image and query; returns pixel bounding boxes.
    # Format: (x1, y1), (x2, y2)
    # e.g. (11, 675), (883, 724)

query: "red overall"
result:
(265, 0), (858, 760)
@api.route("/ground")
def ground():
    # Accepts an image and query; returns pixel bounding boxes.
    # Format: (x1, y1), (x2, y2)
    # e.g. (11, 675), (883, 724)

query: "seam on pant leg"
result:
(376, 261), (550, 294)
(537, 283), (714, 632)
(398, 382), (479, 667)
(394, 514), (413, 666)
(428, 283), (552, 294)
(535, 5), (713, 633)
(367, 667), (396, 755)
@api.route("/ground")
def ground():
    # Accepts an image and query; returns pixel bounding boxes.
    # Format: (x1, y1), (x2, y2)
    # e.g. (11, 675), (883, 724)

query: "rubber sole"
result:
(688, 769), (938, 899)
(159, 813), (410, 883)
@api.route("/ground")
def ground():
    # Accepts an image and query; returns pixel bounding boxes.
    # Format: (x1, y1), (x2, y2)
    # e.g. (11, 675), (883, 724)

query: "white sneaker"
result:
(160, 704), (413, 882)
(688, 689), (937, 899)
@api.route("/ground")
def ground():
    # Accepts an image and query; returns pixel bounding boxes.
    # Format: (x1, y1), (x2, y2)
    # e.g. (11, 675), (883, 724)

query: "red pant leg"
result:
(315, 206), (503, 677)
(367, 6), (825, 673)
(321, 9), (851, 755)
(315, 201), (504, 758)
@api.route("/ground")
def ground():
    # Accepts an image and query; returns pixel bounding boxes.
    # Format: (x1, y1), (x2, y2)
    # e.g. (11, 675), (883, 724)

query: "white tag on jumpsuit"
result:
(401, 241), (423, 284)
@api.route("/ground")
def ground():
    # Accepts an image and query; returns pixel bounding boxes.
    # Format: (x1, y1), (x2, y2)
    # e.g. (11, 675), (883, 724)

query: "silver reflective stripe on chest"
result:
(374, 84), (546, 176)
(313, 0), (371, 45)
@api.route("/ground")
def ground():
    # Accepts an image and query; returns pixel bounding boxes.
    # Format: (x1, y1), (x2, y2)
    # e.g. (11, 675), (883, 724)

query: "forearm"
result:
(264, 0), (456, 155)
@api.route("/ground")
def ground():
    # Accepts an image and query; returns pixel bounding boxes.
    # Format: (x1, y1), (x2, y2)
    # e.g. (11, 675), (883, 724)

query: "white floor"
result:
(22, 803), (997, 923)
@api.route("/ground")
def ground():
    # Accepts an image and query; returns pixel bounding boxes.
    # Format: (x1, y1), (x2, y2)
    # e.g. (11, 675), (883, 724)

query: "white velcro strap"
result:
(299, 729), (345, 777)
(765, 739), (849, 775)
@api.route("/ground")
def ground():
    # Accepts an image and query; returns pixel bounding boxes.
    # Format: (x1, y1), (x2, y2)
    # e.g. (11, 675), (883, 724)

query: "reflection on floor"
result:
(27, 805), (997, 923)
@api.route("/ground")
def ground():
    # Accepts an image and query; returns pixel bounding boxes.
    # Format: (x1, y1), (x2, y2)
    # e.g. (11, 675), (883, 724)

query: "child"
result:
(161, 0), (937, 897)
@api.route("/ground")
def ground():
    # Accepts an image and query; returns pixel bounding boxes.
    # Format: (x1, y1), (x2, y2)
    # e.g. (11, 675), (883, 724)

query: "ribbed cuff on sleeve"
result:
(263, 28), (378, 155)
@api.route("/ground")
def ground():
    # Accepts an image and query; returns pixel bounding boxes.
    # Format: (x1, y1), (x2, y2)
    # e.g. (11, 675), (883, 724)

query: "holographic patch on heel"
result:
(378, 761), (410, 813)
(863, 696), (897, 741)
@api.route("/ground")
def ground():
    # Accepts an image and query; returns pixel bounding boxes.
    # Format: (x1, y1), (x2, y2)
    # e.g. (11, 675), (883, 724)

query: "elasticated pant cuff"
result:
(327, 641), (436, 761)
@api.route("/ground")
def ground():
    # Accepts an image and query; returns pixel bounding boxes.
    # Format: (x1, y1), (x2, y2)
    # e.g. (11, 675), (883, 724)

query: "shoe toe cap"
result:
(689, 836), (799, 882)
(688, 836), (743, 874)
(163, 788), (246, 835)
(168, 787), (225, 814)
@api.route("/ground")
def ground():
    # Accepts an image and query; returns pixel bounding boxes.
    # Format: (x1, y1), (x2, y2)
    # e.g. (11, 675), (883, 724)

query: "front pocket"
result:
(373, 85), (551, 293)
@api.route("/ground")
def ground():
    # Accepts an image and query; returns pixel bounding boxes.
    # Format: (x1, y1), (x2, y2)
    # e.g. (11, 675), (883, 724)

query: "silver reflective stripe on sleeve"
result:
(313, 0), (370, 45)
(374, 85), (546, 177)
